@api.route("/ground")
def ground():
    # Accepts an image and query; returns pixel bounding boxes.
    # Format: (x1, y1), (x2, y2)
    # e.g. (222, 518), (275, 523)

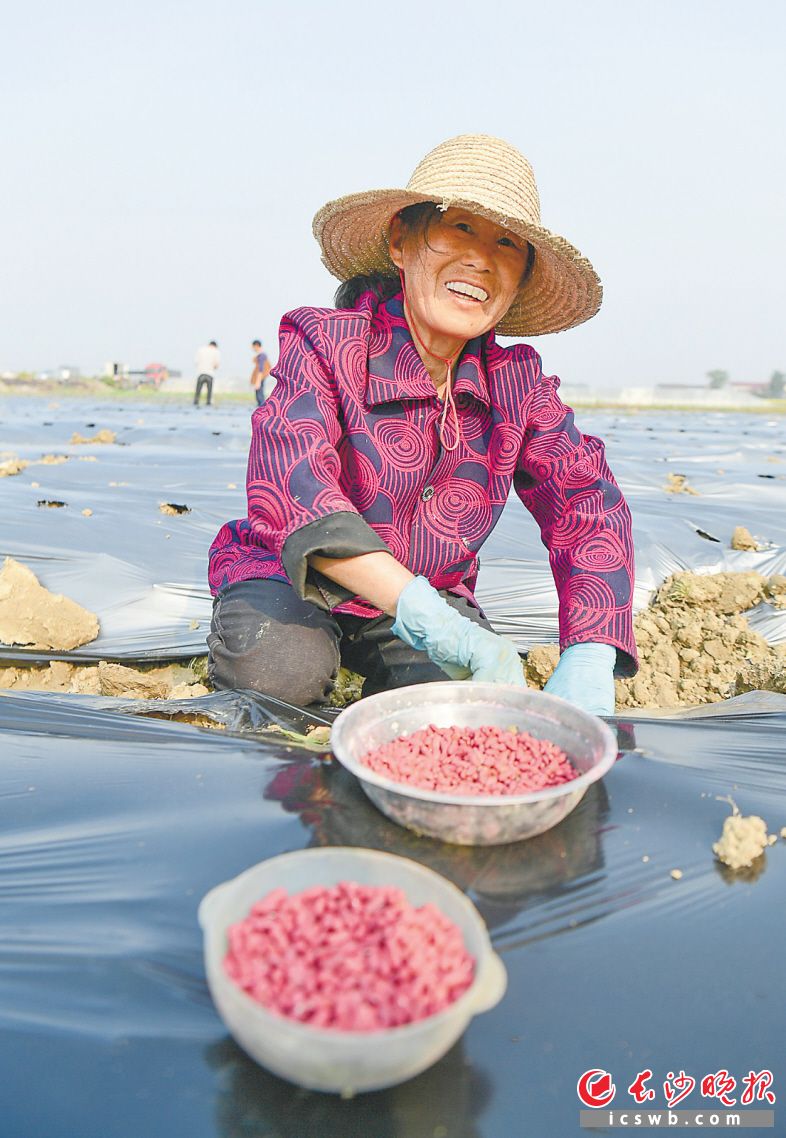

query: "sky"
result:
(2, 0), (785, 390)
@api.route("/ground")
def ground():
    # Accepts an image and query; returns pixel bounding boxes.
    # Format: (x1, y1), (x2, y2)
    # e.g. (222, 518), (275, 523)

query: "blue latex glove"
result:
(544, 643), (617, 715)
(392, 576), (525, 685)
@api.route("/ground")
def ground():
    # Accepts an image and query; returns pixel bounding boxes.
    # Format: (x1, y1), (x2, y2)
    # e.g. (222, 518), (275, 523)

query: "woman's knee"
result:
(207, 580), (340, 704)
(209, 638), (338, 704)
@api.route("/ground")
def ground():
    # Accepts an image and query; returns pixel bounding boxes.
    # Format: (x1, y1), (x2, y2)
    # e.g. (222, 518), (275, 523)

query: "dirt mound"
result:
(0, 659), (208, 700)
(731, 525), (766, 552)
(0, 558), (99, 651)
(526, 571), (786, 710)
(70, 428), (116, 445)
(0, 456), (29, 477)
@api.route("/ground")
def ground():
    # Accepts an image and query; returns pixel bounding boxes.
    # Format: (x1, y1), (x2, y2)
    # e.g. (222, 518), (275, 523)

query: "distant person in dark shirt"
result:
(250, 340), (272, 405)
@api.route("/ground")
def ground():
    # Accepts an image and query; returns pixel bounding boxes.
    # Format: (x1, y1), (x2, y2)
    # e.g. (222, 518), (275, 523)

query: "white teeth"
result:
(445, 281), (488, 303)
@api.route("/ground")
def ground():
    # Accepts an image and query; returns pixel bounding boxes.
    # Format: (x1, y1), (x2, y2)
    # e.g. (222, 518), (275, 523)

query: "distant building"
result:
(102, 361), (179, 384)
(730, 381), (769, 395)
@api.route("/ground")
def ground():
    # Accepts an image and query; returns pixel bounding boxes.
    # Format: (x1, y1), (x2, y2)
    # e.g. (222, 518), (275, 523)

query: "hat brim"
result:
(312, 189), (602, 336)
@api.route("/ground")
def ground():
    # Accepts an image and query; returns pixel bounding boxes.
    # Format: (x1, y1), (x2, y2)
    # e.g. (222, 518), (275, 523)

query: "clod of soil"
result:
(656, 570), (766, 613)
(0, 457), (28, 477)
(96, 660), (207, 699)
(71, 429), (116, 445)
(663, 472), (699, 495)
(731, 525), (763, 551)
(765, 575), (786, 608)
(524, 645), (559, 689)
(712, 799), (773, 870)
(159, 502), (191, 515)
(37, 500), (67, 509)
(0, 558), (99, 651)
(306, 725), (332, 747)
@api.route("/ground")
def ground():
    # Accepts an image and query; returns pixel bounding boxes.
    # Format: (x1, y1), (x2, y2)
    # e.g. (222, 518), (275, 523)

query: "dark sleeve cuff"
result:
(281, 512), (392, 610)
(614, 648), (638, 679)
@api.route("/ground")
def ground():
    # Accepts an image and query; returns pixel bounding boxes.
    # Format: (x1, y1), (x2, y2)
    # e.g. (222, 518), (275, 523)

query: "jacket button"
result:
(421, 485), (435, 502)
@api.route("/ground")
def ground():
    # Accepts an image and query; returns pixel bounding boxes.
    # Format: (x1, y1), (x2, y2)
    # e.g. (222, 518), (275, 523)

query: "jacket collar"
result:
(365, 292), (491, 408)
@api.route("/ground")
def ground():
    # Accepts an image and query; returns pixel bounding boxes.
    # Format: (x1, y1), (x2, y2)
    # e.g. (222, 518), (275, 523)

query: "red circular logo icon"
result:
(577, 1069), (617, 1108)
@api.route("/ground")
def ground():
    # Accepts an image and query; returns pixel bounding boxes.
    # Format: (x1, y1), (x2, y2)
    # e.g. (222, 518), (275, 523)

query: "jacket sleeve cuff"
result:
(281, 512), (392, 610)
(614, 647), (638, 678)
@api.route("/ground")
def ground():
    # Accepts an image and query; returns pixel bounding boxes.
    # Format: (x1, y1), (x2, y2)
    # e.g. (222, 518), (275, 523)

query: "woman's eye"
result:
(498, 236), (518, 248)
(455, 222), (472, 233)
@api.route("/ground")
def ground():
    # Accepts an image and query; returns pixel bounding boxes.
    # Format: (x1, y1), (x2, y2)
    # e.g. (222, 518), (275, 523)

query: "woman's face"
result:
(389, 206), (528, 353)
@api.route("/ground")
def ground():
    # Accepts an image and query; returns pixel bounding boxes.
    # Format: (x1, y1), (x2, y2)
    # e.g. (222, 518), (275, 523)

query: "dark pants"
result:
(254, 385), (265, 406)
(194, 374), (213, 405)
(207, 578), (493, 706)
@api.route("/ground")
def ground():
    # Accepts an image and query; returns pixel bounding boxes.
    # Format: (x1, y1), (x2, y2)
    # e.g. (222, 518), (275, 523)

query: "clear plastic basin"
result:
(330, 682), (618, 845)
(198, 847), (507, 1094)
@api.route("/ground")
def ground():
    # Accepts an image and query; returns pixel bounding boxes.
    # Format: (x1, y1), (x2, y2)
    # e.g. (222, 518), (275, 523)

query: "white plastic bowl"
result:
(198, 847), (507, 1094)
(330, 682), (618, 845)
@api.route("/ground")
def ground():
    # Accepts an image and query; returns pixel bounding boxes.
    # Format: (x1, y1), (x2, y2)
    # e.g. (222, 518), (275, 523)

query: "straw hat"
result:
(312, 133), (602, 337)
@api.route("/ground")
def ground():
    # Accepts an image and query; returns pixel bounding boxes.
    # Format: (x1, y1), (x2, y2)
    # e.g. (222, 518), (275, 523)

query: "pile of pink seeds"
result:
(223, 881), (475, 1031)
(361, 723), (576, 795)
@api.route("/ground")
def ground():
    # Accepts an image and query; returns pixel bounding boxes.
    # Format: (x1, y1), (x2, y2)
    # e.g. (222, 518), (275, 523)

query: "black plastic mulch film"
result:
(1, 399), (785, 1136)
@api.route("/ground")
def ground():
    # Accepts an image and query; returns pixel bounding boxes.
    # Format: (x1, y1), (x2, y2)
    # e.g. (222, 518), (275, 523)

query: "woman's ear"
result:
(388, 214), (405, 270)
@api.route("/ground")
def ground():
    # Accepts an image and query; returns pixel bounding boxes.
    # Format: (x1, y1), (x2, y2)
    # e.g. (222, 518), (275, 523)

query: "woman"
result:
(207, 134), (637, 714)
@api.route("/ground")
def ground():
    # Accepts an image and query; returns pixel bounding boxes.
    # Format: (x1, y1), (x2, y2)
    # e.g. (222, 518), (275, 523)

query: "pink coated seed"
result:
(360, 724), (575, 795)
(223, 881), (475, 1032)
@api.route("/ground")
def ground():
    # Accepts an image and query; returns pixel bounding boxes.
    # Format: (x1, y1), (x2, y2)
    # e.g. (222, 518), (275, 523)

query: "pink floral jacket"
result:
(209, 291), (637, 674)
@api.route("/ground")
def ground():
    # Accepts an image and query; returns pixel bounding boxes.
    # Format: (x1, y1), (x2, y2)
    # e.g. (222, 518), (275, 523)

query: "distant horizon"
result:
(4, 348), (782, 394)
(6, 370), (783, 402)
(4, 344), (782, 394)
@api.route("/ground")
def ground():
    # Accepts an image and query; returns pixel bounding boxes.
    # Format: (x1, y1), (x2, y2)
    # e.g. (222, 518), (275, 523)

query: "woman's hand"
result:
(543, 643), (616, 715)
(392, 576), (525, 685)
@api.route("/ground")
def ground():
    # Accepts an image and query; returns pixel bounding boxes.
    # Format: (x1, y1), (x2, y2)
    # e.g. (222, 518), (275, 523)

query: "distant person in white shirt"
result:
(194, 341), (220, 406)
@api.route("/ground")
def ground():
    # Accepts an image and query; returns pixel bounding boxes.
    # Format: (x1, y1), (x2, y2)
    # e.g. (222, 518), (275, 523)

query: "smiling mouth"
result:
(445, 280), (489, 304)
